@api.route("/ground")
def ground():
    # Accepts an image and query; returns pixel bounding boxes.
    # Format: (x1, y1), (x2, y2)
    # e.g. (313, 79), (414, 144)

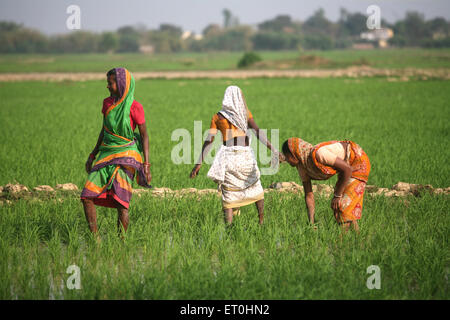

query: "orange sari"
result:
(312, 140), (371, 223)
(287, 138), (371, 223)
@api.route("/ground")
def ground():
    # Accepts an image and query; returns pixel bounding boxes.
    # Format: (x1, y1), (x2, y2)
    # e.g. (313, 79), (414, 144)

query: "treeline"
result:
(1, 8), (449, 54)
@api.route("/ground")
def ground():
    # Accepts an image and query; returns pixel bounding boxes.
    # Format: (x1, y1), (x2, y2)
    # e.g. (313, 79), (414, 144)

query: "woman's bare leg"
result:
(255, 199), (264, 225)
(339, 221), (359, 234)
(341, 222), (351, 232)
(351, 220), (360, 233)
(117, 204), (129, 238)
(223, 208), (233, 225)
(82, 199), (98, 233)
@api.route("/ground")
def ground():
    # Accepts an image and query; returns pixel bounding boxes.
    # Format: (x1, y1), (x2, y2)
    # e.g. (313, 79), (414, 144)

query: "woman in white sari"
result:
(190, 86), (281, 225)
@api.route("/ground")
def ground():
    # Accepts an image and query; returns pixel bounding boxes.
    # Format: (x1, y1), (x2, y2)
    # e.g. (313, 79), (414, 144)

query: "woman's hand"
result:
(85, 157), (94, 173)
(278, 152), (286, 163)
(144, 165), (152, 184)
(190, 164), (201, 178)
(331, 196), (341, 211)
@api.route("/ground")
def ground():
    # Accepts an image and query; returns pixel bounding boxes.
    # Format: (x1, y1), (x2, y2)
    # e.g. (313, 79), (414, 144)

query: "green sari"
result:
(80, 68), (151, 208)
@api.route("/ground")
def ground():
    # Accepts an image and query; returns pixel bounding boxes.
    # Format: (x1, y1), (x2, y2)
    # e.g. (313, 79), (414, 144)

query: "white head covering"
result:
(218, 86), (248, 132)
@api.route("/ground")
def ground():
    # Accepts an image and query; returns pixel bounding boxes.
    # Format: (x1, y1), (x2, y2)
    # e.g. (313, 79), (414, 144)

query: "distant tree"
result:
(258, 15), (294, 33)
(146, 28), (184, 53)
(404, 11), (430, 40)
(303, 8), (334, 35)
(19, 29), (48, 53)
(116, 26), (140, 52)
(202, 24), (222, 37)
(98, 32), (118, 52)
(159, 24), (183, 37)
(301, 34), (334, 50)
(117, 34), (139, 52)
(392, 11), (431, 46)
(222, 8), (239, 29)
(203, 26), (253, 51)
(0, 21), (23, 32)
(223, 9), (232, 28)
(117, 26), (139, 37)
(252, 32), (300, 50)
(0, 21), (49, 53)
(49, 31), (100, 53)
(231, 16), (240, 28)
(185, 37), (204, 52)
(381, 18), (394, 30)
(421, 17), (450, 47)
(421, 36), (450, 48)
(338, 8), (367, 36)
(0, 8), (448, 54)
(427, 17), (449, 37)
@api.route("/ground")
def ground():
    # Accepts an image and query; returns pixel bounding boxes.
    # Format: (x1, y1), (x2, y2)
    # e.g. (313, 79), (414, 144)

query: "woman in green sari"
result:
(80, 68), (152, 238)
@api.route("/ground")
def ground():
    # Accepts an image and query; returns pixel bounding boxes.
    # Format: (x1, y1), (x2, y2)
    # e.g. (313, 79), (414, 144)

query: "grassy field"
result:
(0, 77), (448, 189)
(0, 63), (449, 299)
(0, 48), (449, 73)
(0, 192), (448, 299)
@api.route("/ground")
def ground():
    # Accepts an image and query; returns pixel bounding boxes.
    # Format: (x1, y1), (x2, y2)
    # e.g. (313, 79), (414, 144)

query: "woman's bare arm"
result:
(248, 118), (276, 152)
(332, 158), (352, 196)
(137, 123), (150, 164)
(301, 174), (315, 224)
(190, 133), (215, 178)
(199, 134), (215, 164)
(241, 90), (279, 154)
(330, 157), (352, 211)
(297, 165), (315, 224)
(137, 122), (152, 183)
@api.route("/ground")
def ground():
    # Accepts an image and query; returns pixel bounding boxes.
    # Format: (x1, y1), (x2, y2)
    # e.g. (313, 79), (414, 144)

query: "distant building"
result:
(181, 31), (192, 40)
(139, 45), (154, 54)
(432, 32), (447, 40)
(181, 31), (203, 41)
(360, 28), (394, 48)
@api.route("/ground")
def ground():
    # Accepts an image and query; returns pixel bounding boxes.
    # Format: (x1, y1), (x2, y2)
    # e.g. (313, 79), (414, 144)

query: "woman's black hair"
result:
(282, 140), (291, 156)
(106, 68), (116, 77)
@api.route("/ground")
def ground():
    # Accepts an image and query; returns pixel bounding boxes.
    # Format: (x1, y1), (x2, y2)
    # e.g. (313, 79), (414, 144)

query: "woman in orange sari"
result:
(281, 138), (371, 231)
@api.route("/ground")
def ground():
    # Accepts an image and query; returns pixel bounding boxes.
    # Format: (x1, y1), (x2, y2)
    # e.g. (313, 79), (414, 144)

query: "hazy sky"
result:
(1, 0), (449, 35)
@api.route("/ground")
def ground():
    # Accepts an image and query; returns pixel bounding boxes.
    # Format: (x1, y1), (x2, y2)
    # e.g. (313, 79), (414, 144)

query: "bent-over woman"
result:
(282, 138), (371, 232)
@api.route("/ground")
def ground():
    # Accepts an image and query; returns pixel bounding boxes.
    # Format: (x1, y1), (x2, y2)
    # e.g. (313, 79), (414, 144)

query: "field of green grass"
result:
(0, 68), (449, 299)
(0, 192), (448, 299)
(0, 48), (449, 73)
(0, 77), (448, 189)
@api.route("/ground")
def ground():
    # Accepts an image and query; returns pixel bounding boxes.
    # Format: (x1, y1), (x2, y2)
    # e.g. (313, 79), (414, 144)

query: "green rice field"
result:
(0, 48), (449, 73)
(0, 77), (448, 189)
(0, 50), (449, 300)
(0, 193), (448, 299)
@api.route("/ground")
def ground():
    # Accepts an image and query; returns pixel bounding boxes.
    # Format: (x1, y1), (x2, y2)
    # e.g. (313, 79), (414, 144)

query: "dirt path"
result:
(0, 182), (448, 205)
(0, 66), (449, 82)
